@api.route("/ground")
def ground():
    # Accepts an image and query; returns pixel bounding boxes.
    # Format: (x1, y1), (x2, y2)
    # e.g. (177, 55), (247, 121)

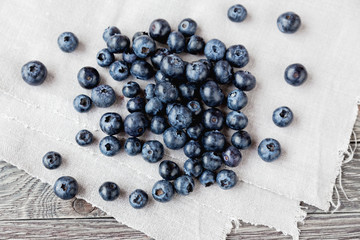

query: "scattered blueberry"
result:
(202, 130), (226, 152)
(103, 26), (121, 42)
(167, 31), (186, 53)
(77, 67), (100, 89)
(277, 12), (301, 34)
(199, 170), (216, 187)
(201, 152), (222, 171)
(200, 80), (225, 107)
(168, 104), (193, 130)
(122, 49), (138, 64)
(163, 127), (188, 150)
(42, 151), (62, 169)
(159, 160), (181, 181)
(151, 116), (168, 134)
(109, 60), (130, 81)
(145, 83), (156, 100)
(53, 176), (78, 200)
(132, 31), (148, 42)
(91, 84), (116, 108)
(155, 82), (179, 103)
(145, 97), (164, 116)
(124, 137), (142, 156)
(149, 19), (171, 43)
(129, 189), (148, 209)
(186, 61), (209, 83)
(204, 39), (226, 61)
(226, 111), (248, 130)
(99, 182), (120, 201)
(96, 48), (115, 67)
(142, 140), (164, 163)
(124, 112), (149, 137)
(184, 140), (202, 158)
(151, 48), (170, 69)
(178, 18), (197, 37)
(132, 35), (157, 58)
(233, 71), (256, 91)
(130, 60), (155, 80)
(127, 96), (146, 113)
(222, 146), (242, 167)
(187, 100), (202, 116)
(227, 4), (247, 22)
(231, 130), (252, 150)
(225, 44), (249, 68)
(273, 106), (293, 127)
(214, 60), (233, 84)
(122, 81), (140, 98)
(227, 89), (248, 111)
(216, 169), (237, 190)
(174, 175), (195, 195)
(202, 108), (224, 130)
(184, 158), (203, 178)
(100, 112), (123, 135)
(187, 35), (205, 54)
(75, 129), (93, 146)
(21, 61), (47, 86)
(187, 123), (204, 140)
(160, 54), (185, 79)
(199, 58), (213, 72)
(99, 136), (121, 156)
(258, 138), (281, 162)
(284, 63), (307, 86)
(57, 32), (78, 52)
(106, 34), (130, 53)
(73, 94), (92, 113)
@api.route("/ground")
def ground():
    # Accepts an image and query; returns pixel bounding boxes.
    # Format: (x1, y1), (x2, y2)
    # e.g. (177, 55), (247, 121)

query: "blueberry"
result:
(199, 59), (213, 72)
(124, 112), (149, 137)
(284, 63), (307, 86)
(73, 94), (92, 113)
(202, 108), (224, 130)
(277, 12), (301, 34)
(77, 67), (100, 89)
(231, 130), (252, 149)
(186, 61), (209, 83)
(160, 54), (185, 79)
(159, 160), (181, 181)
(21, 61), (47, 86)
(184, 140), (202, 158)
(132, 31), (148, 42)
(149, 19), (171, 43)
(273, 106), (293, 127)
(187, 123), (204, 140)
(225, 45), (249, 68)
(204, 39), (226, 61)
(106, 34), (130, 53)
(216, 169), (237, 190)
(103, 26), (121, 42)
(201, 152), (222, 171)
(187, 35), (205, 54)
(57, 32), (78, 52)
(91, 85), (116, 108)
(151, 116), (168, 134)
(42, 151), (62, 169)
(122, 81), (140, 98)
(226, 111), (248, 130)
(227, 89), (248, 111)
(127, 96), (145, 113)
(167, 31), (186, 53)
(200, 80), (225, 107)
(99, 182), (120, 201)
(258, 138), (281, 162)
(187, 101), (202, 116)
(184, 158), (203, 178)
(96, 48), (115, 67)
(109, 60), (129, 81)
(130, 60), (155, 80)
(168, 104), (193, 130)
(179, 83), (197, 100)
(75, 129), (93, 146)
(163, 127), (187, 150)
(151, 48), (170, 69)
(99, 136), (121, 156)
(199, 170), (216, 187)
(100, 112), (123, 135)
(214, 60), (233, 84)
(145, 97), (164, 116)
(145, 83), (156, 100)
(129, 189), (148, 209)
(132, 35), (157, 58)
(122, 49), (138, 64)
(154, 70), (171, 84)
(142, 140), (164, 163)
(233, 71), (256, 91)
(155, 82), (179, 103)
(174, 175), (195, 195)
(178, 18), (197, 37)
(152, 180), (174, 203)
(124, 137), (142, 156)
(202, 130), (226, 152)
(222, 146), (242, 167)
(227, 4), (247, 22)
(53, 176), (78, 200)
(166, 102), (177, 115)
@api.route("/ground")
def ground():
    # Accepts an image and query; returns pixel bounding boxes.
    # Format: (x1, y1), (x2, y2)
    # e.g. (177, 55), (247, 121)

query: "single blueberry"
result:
(225, 45), (249, 68)
(155, 82), (179, 103)
(204, 39), (226, 61)
(202, 130), (226, 152)
(233, 71), (256, 91)
(75, 129), (93, 146)
(202, 108), (224, 130)
(132, 31), (148, 42)
(187, 123), (204, 140)
(149, 19), (171, 43)
(73, 94), (92, 113)
(214, 60), (233, 84)
(163, 127), (187, 150)
(99, 136), (121, 156)
(91, 85), (116, 108)
(132, 35), (157, 58)
(159, 160), (181, 181)
(57, 32), (78, 53)
(130, 60), (155, 80)
(277, 12), (301, 34)
(184, 158), (203, 178)
(284, 63), (307, 86)
(142, 140), (164, 163)
(100, 112), (123, 135)
(103, 26), (121, 42)
(222, 146), (242, 167)
(122, 49), (138, 64)
(129, 189), (148, 209)
(127, 96), (145, 113)
(179, 83), (197, 100)
(145, 97), (164, 116)
(200, 80), (225, 107)
(124, 112), (149, 137)
(178, 18), (197, 37)
(167, 31), (186, 53)
(160, 54), (186, 79)
(187, 101), (202, 116)
(227, 4), (247, 22)
(77, 67), (100, 89)
(174, 175), (195, 195)
(42, 151), (62, 169)
(184, 140), (202, 158)
(199, 170), (216, 187)
(53, 176), (78, 200)
(201, 152), (222, 171)
(227, 89), (248, 111)
(154, 70), (171, 84)
(124, 137), (142, 156)
(145, 83), (156, 100)
(273, 106), (293, 127)
(226, 111), (248, 130)
(99, 182), (120, 201)
(151, 48), (170, 69)
(187, 35), (205, 54)
(152, 180), (174, 203)
(106, 34), (130, 53)
(96, 48), (115, 67)
(231, 130), (252, 150)
(122, 81), (140, 98)
(109, 60), (129, 81)
(168, 104), (193, 130)
(186, 61), (209, 83)
(258, 138), (281, 162)
(151, 116), (168, 134)
(21, 60), (47, 86)
(216, 169), (237, 190)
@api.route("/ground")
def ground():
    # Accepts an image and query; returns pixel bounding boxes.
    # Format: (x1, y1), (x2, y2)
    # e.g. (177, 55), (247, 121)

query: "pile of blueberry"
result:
(21, 4), (307, 209)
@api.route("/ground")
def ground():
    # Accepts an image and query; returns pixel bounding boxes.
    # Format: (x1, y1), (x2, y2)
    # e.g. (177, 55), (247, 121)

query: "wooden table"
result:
(1, 114), (360, 239)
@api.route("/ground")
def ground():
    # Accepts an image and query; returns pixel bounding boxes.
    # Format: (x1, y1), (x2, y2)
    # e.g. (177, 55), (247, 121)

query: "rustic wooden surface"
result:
(1, 113), (360, 239)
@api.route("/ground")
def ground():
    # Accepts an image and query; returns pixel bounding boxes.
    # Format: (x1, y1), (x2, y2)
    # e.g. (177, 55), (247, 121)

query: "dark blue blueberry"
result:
(127, 96), (145, 113)
(124, 137), (142, 156)
(258, 138), (281, 162)
(149, 19), (171, 43)
(91, 85), (116, 108)
(129, 189), (148, 209)
(168, 104), (193, 130)
(166, 102), (177, 115)
(178, 18), (197, 36)
(167, 31), (186, 53)
(204, 39), (226, 61)
(99, 182), (120, 201)
(277, 12), (301, 34)
(179, 83), (197, 100)
(284, 63), (307, 86)
(202, 108), (224, 130)
(200, 80), (225, 107)
(109, 60), (129, 81)
(122, 49), (138, 64)
(231, 130), (252, 150)
(174, 175), (195, 195)
(160, 54), (185, 79)
(187, 101), (202, 116)
(142, 140), (164, 163)
(152, 180), (174, 203)
(99, 136), (121, 156)
(100, 112), (123, 135)
(154, 70), (171, 84)
(201, 152), (222, 171)
(122, 81), (140, 98)
(227, 89), (248, 111)
(227, 4), (247, 22)
(202, 130), (226, 152)
(73, 94), (92, 113)
(130, 60), (155, 80)
(145, 97), (164, 116)
(233, 71), (256, 91)
(199, 170), (216, 187)
(103, 26), (121, 42)
(155, 82), (179, 103)
(226, 111), (248, 130)
(184, 158), (203, 178)
(151, 116), (167, 134)
(199, 59), (213, 72)
(186, 61), (209, 83)
(53, 176), (78, 200)
(42, 151), (62, 169)
(106, 34), (130, 53)
(216, 169), (237, 190)
(132, 35), (157, 58)
(124, 112), (149, 137)
(21, 61), (47, 86)
(225, 45), (249, 68)
(145, 83), (156, 100)
(77, 67), (100, 89)
(163, 127), (187, 150)
(96, 48), (115, 67)
(132, 31), (148, 42)
(151, 48), (170, 69)
(75, 129), (93, 146)
(273, 106), (293, 127)
(222, 146), (242, 167)
(214, 60), (233, 84)
(159, 160), (181, 181)
(187, 35), (205, 54)
(57, 32), (78, 53)
(184, 140), (202, 158)
(187, 123), (204, 140)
